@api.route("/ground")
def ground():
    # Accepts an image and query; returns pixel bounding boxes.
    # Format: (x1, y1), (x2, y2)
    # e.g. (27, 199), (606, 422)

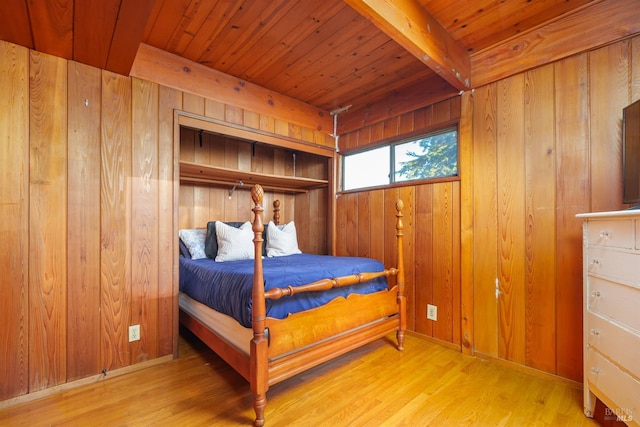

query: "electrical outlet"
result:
(427, 304), (438, 321)
(129, 324), (140, 342)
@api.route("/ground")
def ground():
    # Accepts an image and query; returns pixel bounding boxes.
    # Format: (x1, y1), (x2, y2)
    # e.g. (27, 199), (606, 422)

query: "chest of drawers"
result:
(577, 211), (640, 426)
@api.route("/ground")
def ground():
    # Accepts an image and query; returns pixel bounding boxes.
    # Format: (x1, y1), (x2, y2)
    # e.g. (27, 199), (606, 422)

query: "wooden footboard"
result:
(266, 286), (400, 358)
(248, 184), (406, 427)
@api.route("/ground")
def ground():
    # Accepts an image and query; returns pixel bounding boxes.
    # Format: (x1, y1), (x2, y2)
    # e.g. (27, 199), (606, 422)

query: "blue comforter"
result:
(179, 253), (389, 327)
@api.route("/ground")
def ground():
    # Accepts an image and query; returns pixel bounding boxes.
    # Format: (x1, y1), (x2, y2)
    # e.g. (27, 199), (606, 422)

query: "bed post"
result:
(395, 199), (406, 351)
(272, 199), (280, 225)
(250, 185), (268, 427)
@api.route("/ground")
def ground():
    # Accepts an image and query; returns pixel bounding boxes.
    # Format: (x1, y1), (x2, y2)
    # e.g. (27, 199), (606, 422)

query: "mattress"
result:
(179, 253), (389, 327)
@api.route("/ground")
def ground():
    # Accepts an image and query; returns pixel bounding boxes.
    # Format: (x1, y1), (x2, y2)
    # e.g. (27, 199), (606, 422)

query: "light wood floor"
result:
(0, 330), (614, 426)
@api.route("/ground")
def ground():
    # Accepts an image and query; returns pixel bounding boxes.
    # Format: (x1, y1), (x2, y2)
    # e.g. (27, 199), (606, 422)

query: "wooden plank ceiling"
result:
(0, 0), (637, 134)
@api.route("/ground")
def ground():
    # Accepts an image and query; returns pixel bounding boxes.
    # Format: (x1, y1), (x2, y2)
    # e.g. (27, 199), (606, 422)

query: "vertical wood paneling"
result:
(294, 190), (311, 250)
(337, 97), (461, 344)
(193, 132), (211, 227)
(67, 61), (102, 381)
(178, 129), (195, 229)
(590, 41), (629, 212)
(2, 37), (336, 401)
(459, 91), (474, 353)
(335, 194), (347, 256)
(633, 38), (640, 101)
(369, 190), (385, 262)
(414, 185), (433, 336)
(100, 71), (132, 371)
(472, 84), (499, 356)
(0, 41), (29, 400)
(523, 65), (557, 373)
(28, 51), (68, 391)
(223, 137), (240, 220)
(554, 53), (590, 382)
(357, 192), (371, 258)
(336, 36), (639, 376)
(5, 29), (640, 403)
(345, 192), (358, 256)
(205, 98), (226, 121)
(433, 182), (454, 342)
(451, 181), (461, 346)
(383, 189), (399, 275)
(183, 92), (205, 116)
(158, 85), (181, 357)
(496, 75), (526, 365)
(131, 78), (160, 362)
(207, 133), (226, 225)
(466, 38), (637, 380)
(397, 186), (416, 332)
(177, 128), (328, 255)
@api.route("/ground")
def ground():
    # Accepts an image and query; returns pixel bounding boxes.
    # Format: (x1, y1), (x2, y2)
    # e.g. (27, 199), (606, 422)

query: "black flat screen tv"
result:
(623, 99), (640, 206)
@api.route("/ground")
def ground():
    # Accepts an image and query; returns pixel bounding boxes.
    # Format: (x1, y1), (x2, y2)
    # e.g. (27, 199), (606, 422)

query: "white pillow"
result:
(215, 221), (255, 262)
(266, 221), (302, 257)
(178, 228), (207, 259)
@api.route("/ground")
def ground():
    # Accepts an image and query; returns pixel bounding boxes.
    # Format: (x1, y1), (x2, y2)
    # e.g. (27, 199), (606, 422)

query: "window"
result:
(342, 128), (458, 191)
(343, 146), (389, 190)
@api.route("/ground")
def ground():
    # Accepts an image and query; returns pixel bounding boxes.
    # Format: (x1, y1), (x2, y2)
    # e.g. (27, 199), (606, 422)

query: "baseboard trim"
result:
(406, 332), (583, 389)
(406, 330), (463, 351)
(472, 351), (583, 389)
(0, 355), (174, 410)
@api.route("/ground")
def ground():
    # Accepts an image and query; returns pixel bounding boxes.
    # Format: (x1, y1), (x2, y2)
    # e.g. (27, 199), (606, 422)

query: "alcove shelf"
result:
(179, 160), (328, 194)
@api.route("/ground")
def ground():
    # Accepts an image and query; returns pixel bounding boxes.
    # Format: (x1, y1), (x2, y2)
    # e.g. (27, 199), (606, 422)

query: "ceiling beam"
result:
(130, 44), (334, 134)
(344, 0), (470, 91)
(105, 0), (157, 76)
(471, 0), (640, 88)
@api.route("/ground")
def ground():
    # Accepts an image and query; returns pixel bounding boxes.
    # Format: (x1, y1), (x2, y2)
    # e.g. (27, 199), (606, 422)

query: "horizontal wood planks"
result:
(0, 333), (604, 426)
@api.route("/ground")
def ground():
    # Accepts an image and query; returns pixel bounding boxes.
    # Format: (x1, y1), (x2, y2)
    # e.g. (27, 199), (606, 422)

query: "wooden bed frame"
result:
(179, 184), (406, 426)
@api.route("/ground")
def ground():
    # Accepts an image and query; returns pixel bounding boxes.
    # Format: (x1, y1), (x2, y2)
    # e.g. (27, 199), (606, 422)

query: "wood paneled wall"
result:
(469, 36), (640, 382)
(178, 128), (329, 254)
(2, 26), (639, 403)
(0, 40), (179, 401)
(338, 35), (640, 382)
(0, 39), (332, 402)
(337, 98), (462, 344)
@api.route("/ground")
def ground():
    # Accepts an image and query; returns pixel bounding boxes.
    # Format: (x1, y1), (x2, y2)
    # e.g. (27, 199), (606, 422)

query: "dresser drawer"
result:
(587, 348), (640, 422)
(587, 247), (640, 286)
(588, 276), (640, 332)
(588, 219), (635, 249)
(586, 312), (640, 379)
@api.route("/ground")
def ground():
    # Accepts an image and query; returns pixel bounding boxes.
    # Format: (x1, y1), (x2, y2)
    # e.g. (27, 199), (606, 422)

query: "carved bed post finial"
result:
(250, 184), (268, 427)
(395, 198), (406, 351)
(251, 184), (264, 207)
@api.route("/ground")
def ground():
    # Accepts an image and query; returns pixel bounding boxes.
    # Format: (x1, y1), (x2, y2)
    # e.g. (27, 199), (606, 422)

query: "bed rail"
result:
(264, 269), (399, 300)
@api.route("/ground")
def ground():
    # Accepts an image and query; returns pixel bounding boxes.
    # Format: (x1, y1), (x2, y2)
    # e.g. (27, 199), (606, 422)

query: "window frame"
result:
(339, 125), (460, 193)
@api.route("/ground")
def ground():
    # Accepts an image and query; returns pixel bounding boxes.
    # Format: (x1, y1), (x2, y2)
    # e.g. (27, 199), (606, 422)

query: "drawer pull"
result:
(599, 231), (612, 239)
(591, 367), (600, 375)
(590, 328), (600, 336)
(590, 291), (601, 298)
(590, 258), (601, 266)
